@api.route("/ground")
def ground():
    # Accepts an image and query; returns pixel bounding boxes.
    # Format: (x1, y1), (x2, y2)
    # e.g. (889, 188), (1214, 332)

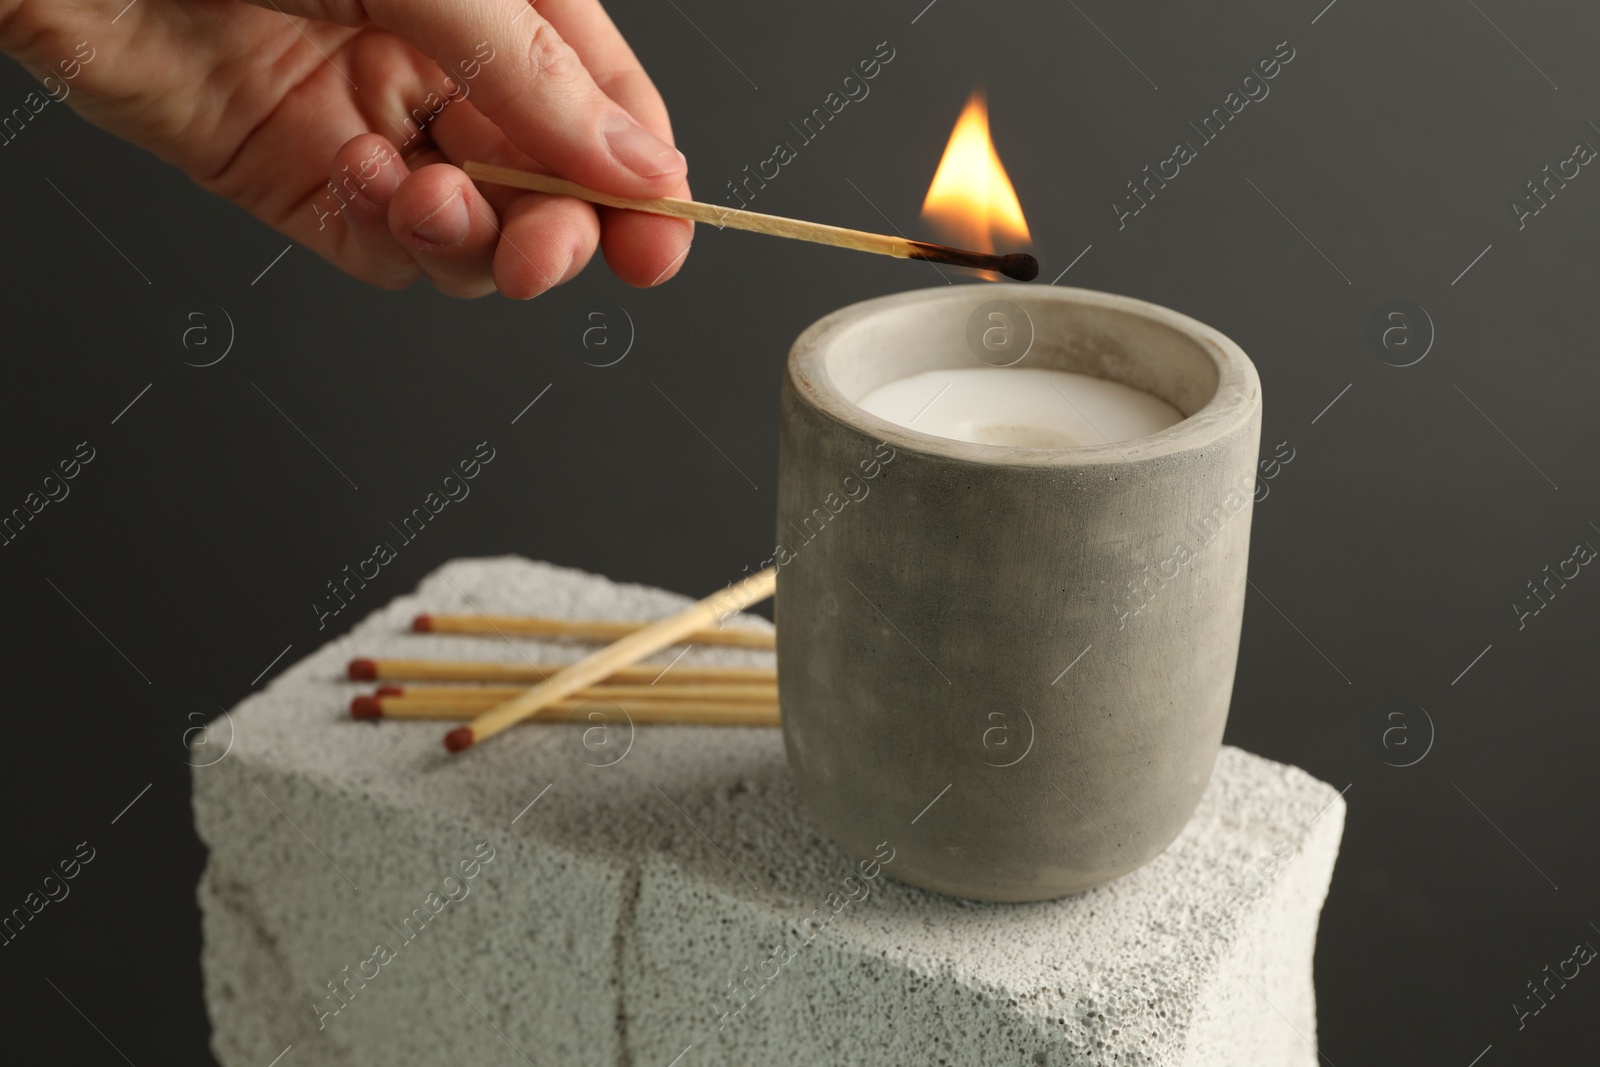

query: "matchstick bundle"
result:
(349, 568), (780, 745)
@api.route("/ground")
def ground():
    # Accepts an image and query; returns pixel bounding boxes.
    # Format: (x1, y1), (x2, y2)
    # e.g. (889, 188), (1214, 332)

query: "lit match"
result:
(462, 162), (1038, 282)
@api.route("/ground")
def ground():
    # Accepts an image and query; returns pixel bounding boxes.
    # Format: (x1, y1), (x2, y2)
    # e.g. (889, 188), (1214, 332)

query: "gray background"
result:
(2, 0), (1596, 1063)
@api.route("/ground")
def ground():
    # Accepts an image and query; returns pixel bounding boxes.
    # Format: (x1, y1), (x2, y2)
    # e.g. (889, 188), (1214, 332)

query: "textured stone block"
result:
(193, 556), (1344, 1066)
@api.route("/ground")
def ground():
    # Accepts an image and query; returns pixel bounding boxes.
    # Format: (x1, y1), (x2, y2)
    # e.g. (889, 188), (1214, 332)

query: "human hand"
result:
(0, 0), (693, 297)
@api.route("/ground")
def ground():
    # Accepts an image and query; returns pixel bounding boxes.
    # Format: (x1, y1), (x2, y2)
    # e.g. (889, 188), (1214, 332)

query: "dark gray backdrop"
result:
(2, 0), (1596, 1063)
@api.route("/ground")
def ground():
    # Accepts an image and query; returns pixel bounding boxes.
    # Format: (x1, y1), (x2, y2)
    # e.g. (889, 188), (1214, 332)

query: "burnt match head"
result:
(997, 253), (1039, 282)
(906, 241), (1038, 281)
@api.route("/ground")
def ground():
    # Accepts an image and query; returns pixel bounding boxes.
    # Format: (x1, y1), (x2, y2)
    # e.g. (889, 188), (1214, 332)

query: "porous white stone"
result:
(193, 556), (1344, 1067)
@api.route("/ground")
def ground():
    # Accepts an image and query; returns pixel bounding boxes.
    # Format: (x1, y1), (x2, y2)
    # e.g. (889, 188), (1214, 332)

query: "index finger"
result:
(364, 0), (687, 195)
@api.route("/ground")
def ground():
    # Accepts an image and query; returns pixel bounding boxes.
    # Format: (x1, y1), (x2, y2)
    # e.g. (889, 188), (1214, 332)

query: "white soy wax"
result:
(857, 366), (1183, 448)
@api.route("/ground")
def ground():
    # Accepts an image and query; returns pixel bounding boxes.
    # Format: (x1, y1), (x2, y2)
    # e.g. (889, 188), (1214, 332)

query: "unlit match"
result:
(355, 682), (778, 706)
(413, 613), (775, 649)
(347, 657), (775, 685)
(464, 162), (1038, 281)
(354, 695), (778, 727)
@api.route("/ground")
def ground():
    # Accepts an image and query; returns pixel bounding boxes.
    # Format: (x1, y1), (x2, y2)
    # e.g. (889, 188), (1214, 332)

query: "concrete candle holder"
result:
(775, 284), (1263, 902)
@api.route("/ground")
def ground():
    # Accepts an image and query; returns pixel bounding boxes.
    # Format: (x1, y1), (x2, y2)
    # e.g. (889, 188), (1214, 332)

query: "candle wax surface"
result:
(857, 367), (1184, 449)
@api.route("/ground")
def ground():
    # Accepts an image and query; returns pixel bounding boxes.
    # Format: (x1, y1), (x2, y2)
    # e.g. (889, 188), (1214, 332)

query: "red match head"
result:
(443, 727), (474, 753)
(347, 658), (377, 681)
(350, 696), (384, 720)
(411, 614), (435, 633)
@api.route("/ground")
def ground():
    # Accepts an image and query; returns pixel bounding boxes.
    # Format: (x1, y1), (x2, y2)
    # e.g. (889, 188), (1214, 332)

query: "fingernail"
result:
(352, 148), (402, 207)
(410, 191), (469, 246)
(603, 111), (686, 180)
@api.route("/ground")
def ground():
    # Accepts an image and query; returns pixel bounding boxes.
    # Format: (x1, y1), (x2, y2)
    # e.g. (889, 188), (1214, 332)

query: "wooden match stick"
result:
(412, 613), (775, 649)
(347, 658), (774, 685)
(356, 694), (774, 717)
(464, 162), (1039, 281)
(358, 683), (778, 705)
(445, 567), (777, 752)
(359, 696), (778, 726)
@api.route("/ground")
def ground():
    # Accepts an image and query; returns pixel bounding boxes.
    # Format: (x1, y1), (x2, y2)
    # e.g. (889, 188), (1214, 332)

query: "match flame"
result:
(921, 91), (1030, 254)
